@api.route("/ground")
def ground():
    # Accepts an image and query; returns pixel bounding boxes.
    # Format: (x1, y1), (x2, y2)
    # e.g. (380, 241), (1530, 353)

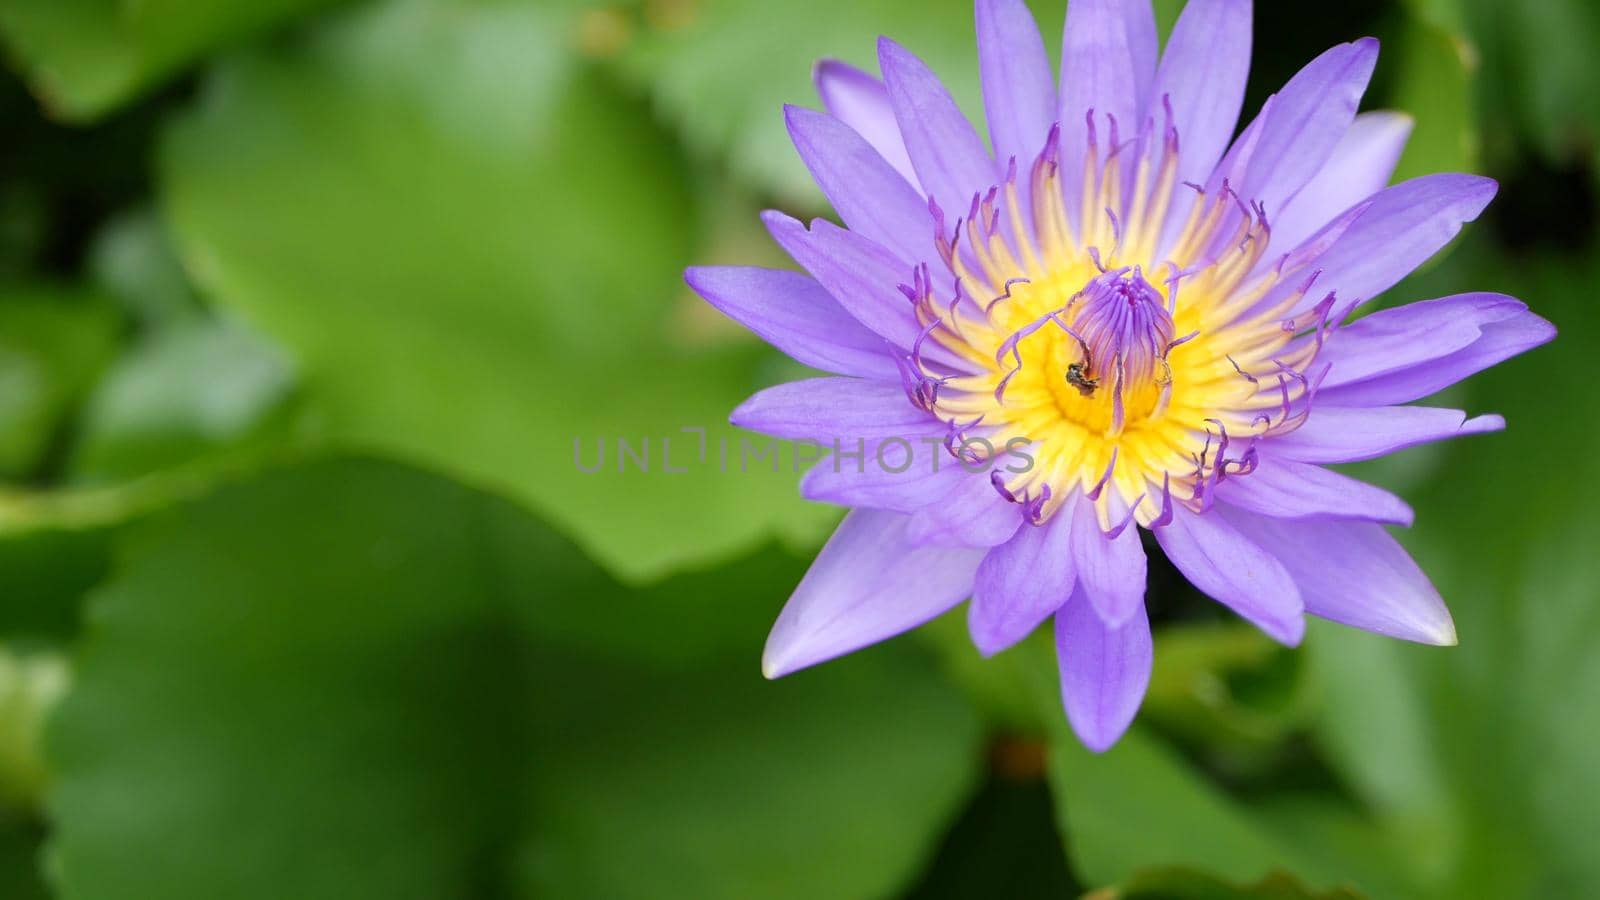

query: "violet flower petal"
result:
(969, 491), (1079, 655)
(1215, 457), (1415, 526)
(1316, 292), (1557, 406)
(1271, 111), (1411, 254)
(1070, 488), (1147, 628)
(1232, 39), (1378, 221)
(782, 104), (932, 266)
(1218, 507), (1456, 644)
(879, 37), (1000, 218)
(685, 266), (898, 378)
(1267, 405), (1504, 464)
(1155, 504), (1305, 645)
(1268, 173), (1497, 320)
(977, 0), (1056, 170)
(764, 509), (985, 677)
(1150, 0), (1252, 192)
(763, 212), (971, 370)
(730, 377), (934, 442)
(801, 437), (965, 513)
(814, 60), (921, 189)
(1056, 586), (1153, 752)
(1058, 0), (1158, 226)
(906, 469), (1025, 549)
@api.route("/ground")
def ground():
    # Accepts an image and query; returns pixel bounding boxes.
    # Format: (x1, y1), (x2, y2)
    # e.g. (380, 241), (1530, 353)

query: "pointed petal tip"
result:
(781, 102), (810, 129)
(966, 586), (1061, 658)
(760, 642), (802, 679)
(1055, 593), (1152, 756)
(1271, 614), (1307, 647)
(812, 57), (847, 79)
(727, 384), (799, 434)
(968, 631), (1010, 660)
(876, 36), (933, 89)
(1396, 600), (1460, 645)
(1062, 689), (1139, 755)
(1461, 173), (1500, 207)
(1434, 619), (1460, 647)
(1343, 109), (1415, 154)
(758, 208), (798, 231)
(1527, 311), (1559, 344)
(1372, 109), (1415, 131)
(682, 266), (703, 289)
(1397, 595), (1460, 647)
(966, 597), (1007, 658)
(1463, 413), (1506, 435)
(1073, 721), (1127, 755)
(1421, 613), (1459, 647)
(1411, 172), (1498, 211)
(813, 58), (874, 95)
(762, 617), (835, 679)
(1347, 606), (1457, 646)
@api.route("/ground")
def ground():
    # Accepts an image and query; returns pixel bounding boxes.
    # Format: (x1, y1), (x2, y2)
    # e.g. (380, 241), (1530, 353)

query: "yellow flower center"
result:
(901, 119), (1330, 527)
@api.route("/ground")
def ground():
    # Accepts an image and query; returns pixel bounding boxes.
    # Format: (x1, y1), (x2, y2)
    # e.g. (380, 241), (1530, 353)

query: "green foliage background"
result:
(0, 0), (1593, 897)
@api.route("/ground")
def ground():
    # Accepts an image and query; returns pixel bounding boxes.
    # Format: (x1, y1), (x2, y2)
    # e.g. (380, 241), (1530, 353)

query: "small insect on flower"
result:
(686, 0), (1555, 751)
(1065, 361), (1099, 397)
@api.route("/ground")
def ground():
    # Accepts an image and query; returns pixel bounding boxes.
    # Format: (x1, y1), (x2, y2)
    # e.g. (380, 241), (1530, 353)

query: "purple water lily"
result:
(686, 0), (1554, 750)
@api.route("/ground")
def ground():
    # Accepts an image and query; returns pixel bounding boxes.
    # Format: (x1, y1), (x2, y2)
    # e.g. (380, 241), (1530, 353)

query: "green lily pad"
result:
(1308, 240), (1592, 898)
(0, 0), (347, 121)
(617, 0), (1068, 203)
(161, 0), (835, 582)
(1387, 12), (1478, 182)
(1090, 866), (1367, 900)
(46, 457), (984, 900)
(68, 319), (301, 483)
(0, 284), (120, 479)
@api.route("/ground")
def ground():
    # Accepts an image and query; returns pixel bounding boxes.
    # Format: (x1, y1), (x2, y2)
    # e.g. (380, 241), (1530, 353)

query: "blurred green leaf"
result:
(46, 457), (983, 900)
(0, 285), (120, 479)
(1387, 14), (1477, 182)
(162, 0), (834, 582)
(0, 314), (300, 636)
(87, 210), (202, 329)
(0, 528), (111, 640)
(0, 815), (49, 900)
(0, 647), (68, 812)
(523, 537), (810, 670)
(0, 468), (274, 643)
(1143, 623), (1308, 761)
(926, 626), (1354, 892)
(616, 0), (1067, 204)
(68, 320), (301, 483)
(1464, 0), (1600, 168)
(901, 769), (1080, 899)
(1247, 797), (1423, 900)
(1308, 241), (1595, 898)
(1050, 726), (1342, 891)
(1088, 866), (1367, 900)
(0, 0), (348, 121)
(522, 645), (980, 900)
(918, 610), (1057, 737)
(1403, 0), (1467, 35)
